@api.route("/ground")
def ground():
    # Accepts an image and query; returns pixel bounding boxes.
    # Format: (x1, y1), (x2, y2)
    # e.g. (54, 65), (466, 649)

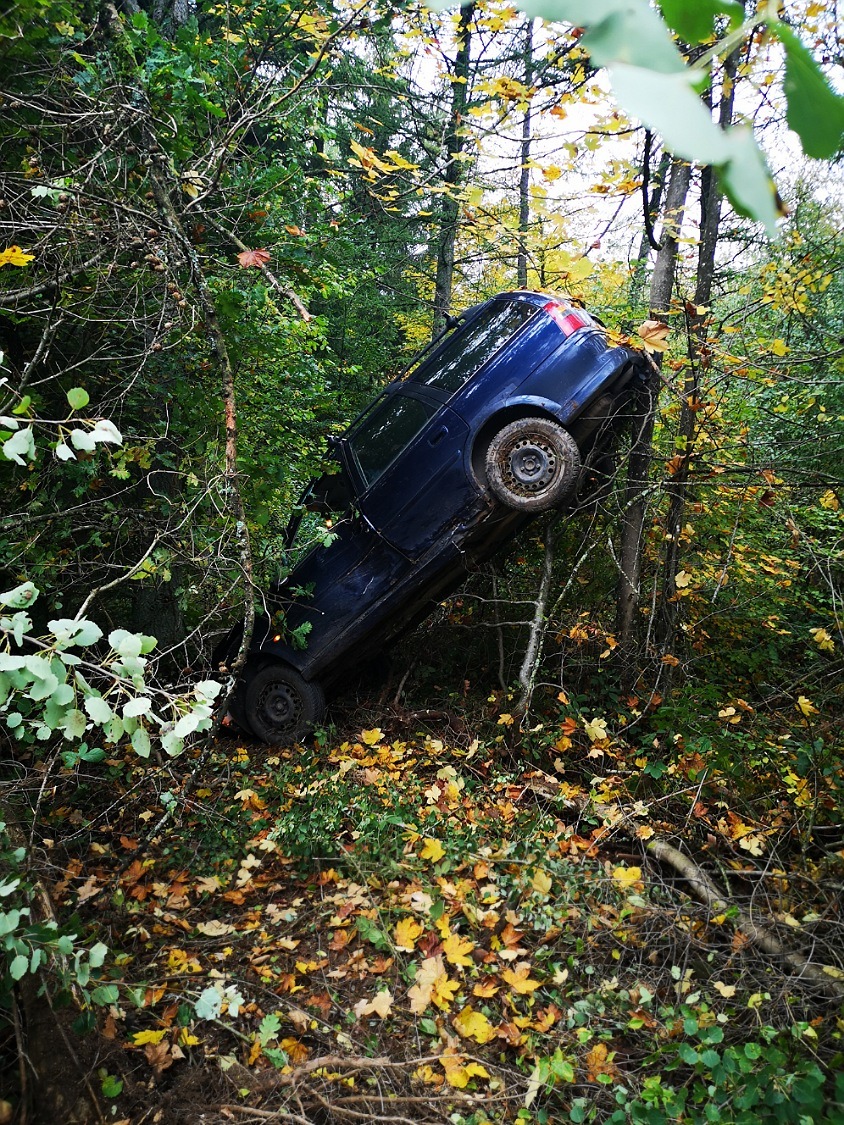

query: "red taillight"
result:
(543, 301), (590, 336)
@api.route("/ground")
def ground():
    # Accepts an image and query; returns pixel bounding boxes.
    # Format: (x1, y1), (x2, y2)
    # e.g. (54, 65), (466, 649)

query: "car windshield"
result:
(410, 300), (536, 393)
(349, 395), (439, 486)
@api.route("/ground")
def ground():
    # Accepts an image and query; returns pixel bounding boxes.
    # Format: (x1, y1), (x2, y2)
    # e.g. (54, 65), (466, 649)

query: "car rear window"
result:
(412, 301), (536, 393)
(350, 395), (439, 486)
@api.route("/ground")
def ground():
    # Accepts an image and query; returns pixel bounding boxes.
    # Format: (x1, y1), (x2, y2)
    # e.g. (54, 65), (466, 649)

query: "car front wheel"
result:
(485, 417), (581, 512)
(244, 661), (325, 745)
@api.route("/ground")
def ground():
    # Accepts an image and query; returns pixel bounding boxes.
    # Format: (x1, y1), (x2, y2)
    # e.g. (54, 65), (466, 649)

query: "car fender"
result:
(465, 395), (574, 488)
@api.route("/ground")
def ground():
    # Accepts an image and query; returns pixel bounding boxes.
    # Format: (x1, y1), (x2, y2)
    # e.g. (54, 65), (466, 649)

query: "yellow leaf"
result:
(809, 627), (835, 653)
(612, 865), (642, 889)
(583, 716), (608, 742)
(819, 490), (839, 510)
(420, 838), (445, 863)
(442, 931), (474, 967)
(713, 981), (736, 998)
(674, 570), (692, 588)
(361, 727), (384, 745)
(472, 980), (500, 998)
(636, 824), (654, 840)
(497, 712), (515, 726)
(770, 338), (788, 356)
(394, 916), (423, 951)
(542, 164), (562, 181)
(0, 245), (35, 268)
(453, 1006), (496, 1044)
(501, 963), (541, 994)
(432, 972), (460, 1010)
(441, 1055), (490, 1088)
(531, 868), (552, 895)
(796, 695), (819, 717)
(132, 1029), (168, 1046)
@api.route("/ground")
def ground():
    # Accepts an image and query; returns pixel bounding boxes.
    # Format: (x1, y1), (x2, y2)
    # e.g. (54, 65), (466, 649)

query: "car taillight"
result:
(544, 301), (590, 336)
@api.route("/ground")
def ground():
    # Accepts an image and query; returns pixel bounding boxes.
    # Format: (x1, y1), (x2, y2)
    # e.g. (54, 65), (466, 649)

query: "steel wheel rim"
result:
(255, 680), (302, 734)
(501, 435), (558, 495)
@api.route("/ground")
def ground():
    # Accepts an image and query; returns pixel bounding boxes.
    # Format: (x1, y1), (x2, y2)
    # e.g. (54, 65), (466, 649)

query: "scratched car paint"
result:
(217, 290), (647, 743)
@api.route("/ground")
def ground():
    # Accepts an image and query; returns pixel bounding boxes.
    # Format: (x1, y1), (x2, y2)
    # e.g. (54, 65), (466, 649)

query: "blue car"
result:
(221, 290), (647, 743)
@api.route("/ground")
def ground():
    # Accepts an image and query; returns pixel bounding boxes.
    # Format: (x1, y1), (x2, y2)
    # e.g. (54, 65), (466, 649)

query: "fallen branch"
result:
(646, 835), (844, 999)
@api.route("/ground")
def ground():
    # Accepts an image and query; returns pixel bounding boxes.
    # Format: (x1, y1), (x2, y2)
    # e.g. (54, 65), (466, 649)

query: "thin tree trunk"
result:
(617, 157), (692, 686)
(628, 140), (670, 315)
(432, 2), (474, 336)
(658, 47), (739, 654)
(517, 19), (533, 289)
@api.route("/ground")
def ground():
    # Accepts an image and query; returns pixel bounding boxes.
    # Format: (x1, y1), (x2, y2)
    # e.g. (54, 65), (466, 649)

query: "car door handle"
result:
(428, 425), (449, 446)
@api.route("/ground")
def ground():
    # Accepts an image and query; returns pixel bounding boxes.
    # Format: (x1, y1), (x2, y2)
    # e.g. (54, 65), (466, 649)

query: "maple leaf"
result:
(584, 1042), (618, 1082)
(432, 973), (460, 1010)
(195, 919), (235, 937)
(360, 727), (384, 745)
(440, 1055), (490, 1088)
(531, 868), (552, 895)
(583, 716), (608, 742)
(809, 628), (835, 653)
(132, 1029), (168, 1046)
(637, 319), (670, 352)
(472, 979), (499, 998)
(796, 695), (819, 717)
(501, 963), (541, 994)
(420, 838), (445, 863)
(442, 931), (474, 967)
(394, 916), (423, 951)
(354, 989), (393, 1019)
(236, 248), (270, 268)
(408, 955), (444, 1013)
(144, 1040), (174, 1076)
(453, 1006), (496, 1044)
(0, 245), (35, 267)
(612, 865), (642, 889)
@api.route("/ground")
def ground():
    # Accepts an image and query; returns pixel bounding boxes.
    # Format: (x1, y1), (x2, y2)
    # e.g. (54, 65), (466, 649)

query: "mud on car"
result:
(216, 290), (648, 743)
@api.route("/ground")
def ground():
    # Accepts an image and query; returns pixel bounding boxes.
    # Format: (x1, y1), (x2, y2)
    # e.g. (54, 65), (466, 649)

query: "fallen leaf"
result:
(442, 931), (474, 967)
(713, 981), (737, 998)
(440, 1055), (490, 1088)
(394, 916), (423, 952)
(420, 838), (445, 863)
(195, 919), (235, 937)
(453, 1006), (496, 1044)
(354, 989), (393, 1019)
(501, 963), (541, 994)
(0, 245), (35, 268)
(612, 865), (642, 889)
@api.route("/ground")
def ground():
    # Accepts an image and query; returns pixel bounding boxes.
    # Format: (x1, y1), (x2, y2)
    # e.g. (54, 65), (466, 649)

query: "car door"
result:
(347, 385), (472, 560)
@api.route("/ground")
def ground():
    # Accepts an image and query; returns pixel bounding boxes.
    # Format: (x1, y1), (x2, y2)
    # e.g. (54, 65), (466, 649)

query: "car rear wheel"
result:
(485, 417), (581, 512)
(244, 661), (325, 745)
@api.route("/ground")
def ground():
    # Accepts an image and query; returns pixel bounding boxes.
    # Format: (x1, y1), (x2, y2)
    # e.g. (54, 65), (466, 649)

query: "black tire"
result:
(244, 661), (325, 745)
(485, 417), (581, 512)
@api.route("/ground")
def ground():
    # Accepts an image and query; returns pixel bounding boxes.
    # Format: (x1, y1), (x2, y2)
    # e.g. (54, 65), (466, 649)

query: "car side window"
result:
(413, 302), (536, 393)
(350, 395), (439, 486)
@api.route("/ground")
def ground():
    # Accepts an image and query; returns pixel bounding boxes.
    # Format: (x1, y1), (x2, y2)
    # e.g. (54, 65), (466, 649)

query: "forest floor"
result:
(12, 690), (844, 1124)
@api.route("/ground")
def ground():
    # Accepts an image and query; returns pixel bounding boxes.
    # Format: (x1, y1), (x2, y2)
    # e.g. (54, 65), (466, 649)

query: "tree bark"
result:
(617, 157), (692, 686)
(432, 2), (474, 336)
(657, 48), (740, 655)
(517, 18), (533, 290)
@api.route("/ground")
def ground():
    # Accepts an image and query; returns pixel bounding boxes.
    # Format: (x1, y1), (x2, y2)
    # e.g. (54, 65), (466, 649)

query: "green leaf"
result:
(2, 426), (36, 466)
(84, 696), (114, 725)
(10, 953), (28, 980)
(66, 386), (90, 411)
(582, 5), (683, 74)
(658, 0), (743, 44)
(718, 126), (782, 236)
(774, 22), (844, 159)
(609, 64), (730, 164)
(91, 984), (119, 1006)
(100, 1074), (123, 1099)
(131, 727), (151, 758)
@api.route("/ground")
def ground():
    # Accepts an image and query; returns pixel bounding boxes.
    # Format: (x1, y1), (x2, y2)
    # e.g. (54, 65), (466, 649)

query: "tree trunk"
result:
(657, 47), (740, 655)
(432, 2), (474, 336)
(517, 19), (533, 289)
(617, 157), (692, 686)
